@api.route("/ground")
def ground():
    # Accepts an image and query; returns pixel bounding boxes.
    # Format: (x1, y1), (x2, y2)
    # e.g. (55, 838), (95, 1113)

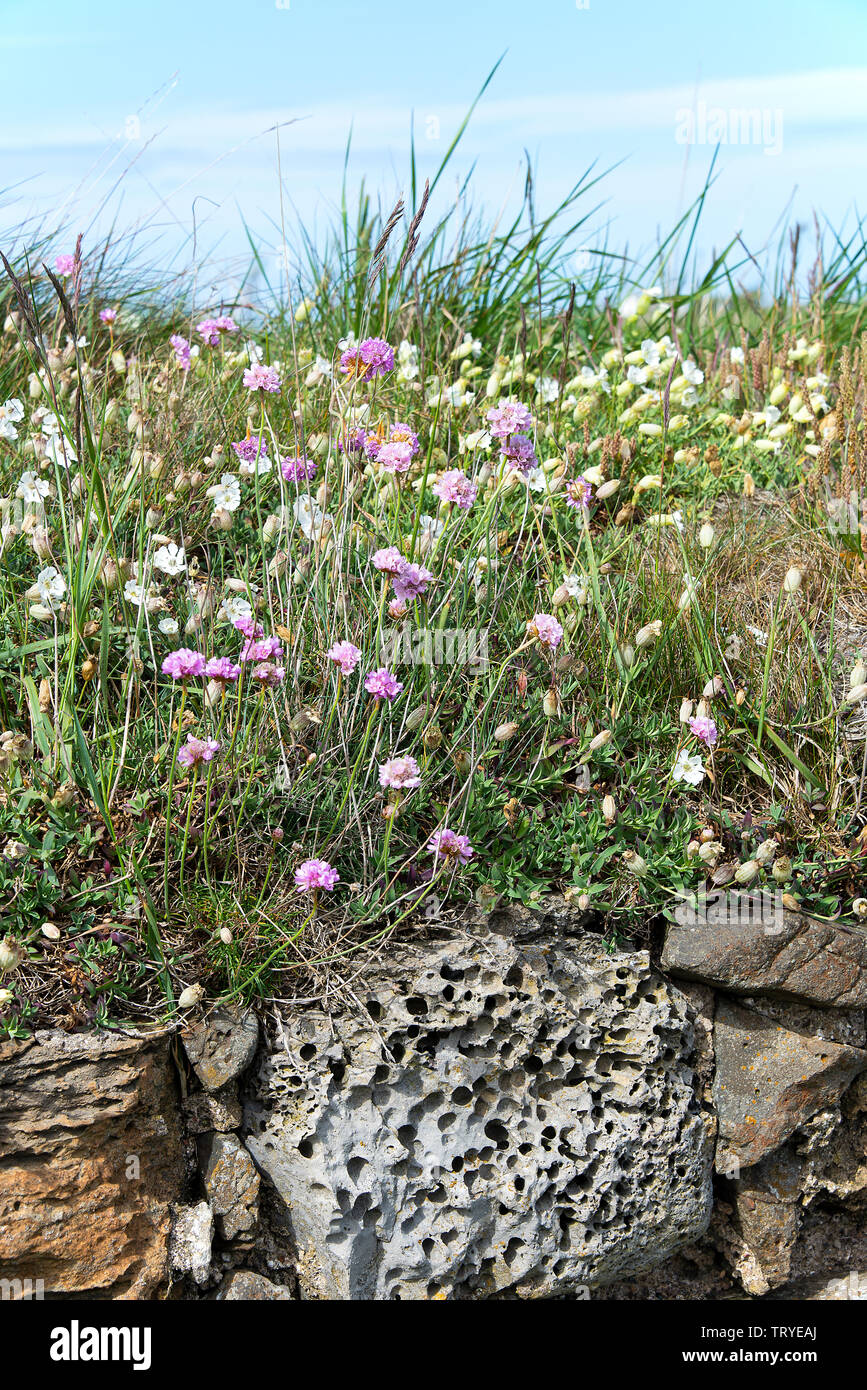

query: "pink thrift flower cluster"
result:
(196, 316), (238, 345)
(364, 668), (404, 701)
(281, 454), (317, 482)
(372, 547), (433, 603)
(378, 755), (421, 790)
(232, 434), (269, 465)
(689, 715), (718, 747)
(486, 399), (533, 439)
(432, 468), (477, 510)
(177, 734), (221, 768)
(327, 641), (362, 675)
(427, 828), (474, 865)
(170, 334), (192, 372)
(340, 337), (395, 381)
(162, 647), (206, 680)
(205, 657), (242, 683)
(565, 475), (593, 509)
(500, 433), (538, 474)
(55, 254), (75, 276)
(530, 613), (564, 650)
(99, 307), (117, 325)
(364, 422), (420, 469)
(294, 858), (340, 893)
(243, 363), (281, 394)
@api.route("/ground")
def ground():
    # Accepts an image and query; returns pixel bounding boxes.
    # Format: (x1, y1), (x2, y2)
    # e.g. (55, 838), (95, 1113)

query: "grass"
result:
(1, 118), (867, 1034)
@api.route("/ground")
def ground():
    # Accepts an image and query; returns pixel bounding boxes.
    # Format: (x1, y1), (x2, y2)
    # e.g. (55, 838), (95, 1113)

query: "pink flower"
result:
(372, 547), (406, 577)
(243, 363), (281, 393)
(281, 454), (316, 482)
(170, 334), (191, 372)
(389, 422), (420, 455)
(427, 828), (474, 865)
(340, 336), (394, 381)
(250, 661), (285, 687)
(364, 667), (404, 701)
(377, 441), (413, 475)
(327, 641), (362, 675)
(233, 616), (264, 640)
(177, 735), (221, 769)
(99, 307), (117, 324)
(530, 613), (563, 650)
(379, 755), (421, 790)
(432, 469), (477, 510)
(54, 254), (75, 276)
(162, 648), (206, 680)
(689, 715), (718, 747)
(204, 657), (242, 683)
(500, 433), (537, 474)
(388, 599), (408, 620)
(232, 434), (269, 465)
(241, 634), (283, 663)
(392, 561), (434, 603)
(294, 858), (339, 893)
(197, 316), (238, 345)
(565, 475), (592, 509)
(486, 400), (533, 439)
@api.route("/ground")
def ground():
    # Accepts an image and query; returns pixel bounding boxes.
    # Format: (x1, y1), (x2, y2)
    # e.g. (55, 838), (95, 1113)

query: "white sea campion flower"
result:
(158, 617), (179, 635)
(16, 471), (50, 507)
(0, 398), (24, 440)
(153, 542), (187, 576)
(206, 473), (241, 512)
(672, 749), (705, 786)
(219, 592), (253, 625)
(27, 566), (66, 609)
(535, 376), (560, 403)
(123, 579), (147, 607)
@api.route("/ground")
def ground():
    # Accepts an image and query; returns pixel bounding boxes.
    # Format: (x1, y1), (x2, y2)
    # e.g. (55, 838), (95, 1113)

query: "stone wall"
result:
(1, 898), (866, 1300)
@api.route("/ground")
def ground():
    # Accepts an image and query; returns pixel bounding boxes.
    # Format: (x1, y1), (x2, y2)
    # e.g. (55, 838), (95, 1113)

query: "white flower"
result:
(158, 617), (179, 635)
(680, 386), (699, 408)
(752, 404), (781, 429)
(206, 473), (241, 512)
(238, 454), (272, 478)
(746, 624), (769, 649)
(337, 331), (358, 353)
(397, 340), (420, 381)
(579, 364), (610, 394)
(673, 749), (705, 786)
(244, 340), (263, 365)
(522, 466), (547, 493)
(123, 579), (147, 607)
(0, 398), (24, 440)
(640, 339), (661, 369)
(304, 354), (333, 387)
(620, 284), (662, 319)
(681, 358), (704, 386)
(28, 566), (66, 609)
(219, 592), (253, 625)
(562, 573), (589, 603)
(418, 513), (445, 542)
(16, 471), (50, 506)
(626, 365), (648, 386)
(153, 542), (186, 576)
(43, 432), (77, 467)
(292, 494), (328, 540)
(730, 347), (745, 365)
(535, 376), (560, 403)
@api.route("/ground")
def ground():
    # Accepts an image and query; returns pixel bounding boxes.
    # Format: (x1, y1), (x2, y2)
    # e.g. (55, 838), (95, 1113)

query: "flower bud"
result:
(755, 839), (777, 866)
(771, 855), (792, 884)
(602, 795), (616, 824)
(679, 698), (694, 724)
(623, 851), (648, 876)
(211, 506), (234, 531)
(782, 566), (802, 594)
(845, 683), (867, 705)
(178, 983), (205, 1009)
(453, 749), (472, 776)
(588, 729), (611, 752)
(698, 523), (715, 548)
(405, 706), (428, 732)
(596, 478), (620, 499)
(0, 937), (24, 972)
(850, 661), (867, 689)
(494, 721), (520, 742)
(635, 620), (662, 650)
(851, 898), (867, 919)
(734, 859), (759, 885)
(423, 725), (442, 751)
(219, 926), (233, 945)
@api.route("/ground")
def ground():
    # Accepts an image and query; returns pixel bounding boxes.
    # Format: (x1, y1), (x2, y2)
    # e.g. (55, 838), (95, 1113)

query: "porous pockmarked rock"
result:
(169, 1201), (214, 1285)
(244, 929), (713, 1300)
(199, 1133), (260, 1240)
(214, 1270), (293, 1300)
(661, 908), (867, 1009)
(0, 1031), (184, 1298)
(182, 1006), (259, 1092)
(713, 998), (867, 1172)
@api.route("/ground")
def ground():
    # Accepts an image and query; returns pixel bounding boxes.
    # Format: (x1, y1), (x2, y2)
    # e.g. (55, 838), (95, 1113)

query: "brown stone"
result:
(0, 1030), (184, 1298)
(713, 999), (867, 1171)
(662, 907), (867, 1009)
(214, 1270), (293, 1300)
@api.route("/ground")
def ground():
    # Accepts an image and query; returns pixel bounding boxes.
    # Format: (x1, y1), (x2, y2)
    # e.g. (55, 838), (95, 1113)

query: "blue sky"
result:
(2, 0), (866, 292)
